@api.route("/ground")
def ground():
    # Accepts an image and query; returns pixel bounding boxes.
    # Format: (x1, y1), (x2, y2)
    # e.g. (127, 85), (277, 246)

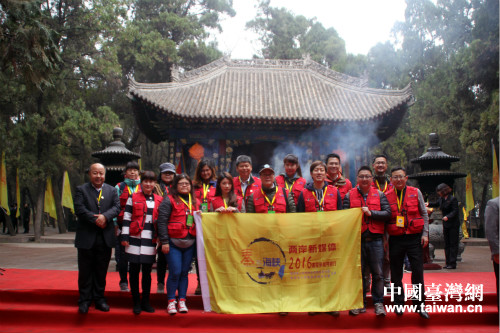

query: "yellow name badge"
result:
(396, 215), (405, 228)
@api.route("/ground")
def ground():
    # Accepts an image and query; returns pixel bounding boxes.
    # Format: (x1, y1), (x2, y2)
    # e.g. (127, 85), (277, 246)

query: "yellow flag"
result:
(461, 207), (469, 239)
(0, 152), (9, 215)
(198, 209), (363, 314)
(493, 140), (499, 198)
(44, 177), (57, 219)
(465, 173), (474, 216)
(61, 171), (74, 213)
(16, 169), (20, 218)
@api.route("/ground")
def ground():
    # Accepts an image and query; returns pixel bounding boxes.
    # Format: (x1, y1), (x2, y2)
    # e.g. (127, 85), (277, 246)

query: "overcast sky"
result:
(211, 0), (407, 58)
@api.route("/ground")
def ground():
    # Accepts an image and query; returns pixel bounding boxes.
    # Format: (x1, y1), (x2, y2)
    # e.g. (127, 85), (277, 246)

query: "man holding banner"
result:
(343, 166), (391, 316)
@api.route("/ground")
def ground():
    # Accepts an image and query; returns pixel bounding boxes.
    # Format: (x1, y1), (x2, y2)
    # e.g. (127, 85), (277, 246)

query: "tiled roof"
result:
(128, 57), (413, 123)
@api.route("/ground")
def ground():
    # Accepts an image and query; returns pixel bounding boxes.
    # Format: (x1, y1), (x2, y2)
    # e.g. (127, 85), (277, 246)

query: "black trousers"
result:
(443, 224), (459, 268)
(77, 233), (112, 305)
(157, 246), (167, 285)
(389, 233), (424, 306)
(129, 262), (153, 304)
(116, 234), (128, 284)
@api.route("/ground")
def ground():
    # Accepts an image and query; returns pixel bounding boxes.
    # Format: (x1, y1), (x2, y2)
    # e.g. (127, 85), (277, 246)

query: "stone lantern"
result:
(409, 133), (466, 267)
(92, 127), (141, 186)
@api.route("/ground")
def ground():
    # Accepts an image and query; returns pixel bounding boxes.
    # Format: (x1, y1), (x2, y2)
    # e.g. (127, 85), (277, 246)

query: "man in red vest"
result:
(233, 155), (261, 211)
(370, 154), (393, 288)
(325, 153), (352, 200)
(385, 166), (430, 319)
(343, 166), (391, 317)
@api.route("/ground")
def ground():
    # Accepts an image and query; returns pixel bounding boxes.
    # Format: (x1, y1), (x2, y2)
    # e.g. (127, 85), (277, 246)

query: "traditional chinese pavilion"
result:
(128, 56), (414, 179)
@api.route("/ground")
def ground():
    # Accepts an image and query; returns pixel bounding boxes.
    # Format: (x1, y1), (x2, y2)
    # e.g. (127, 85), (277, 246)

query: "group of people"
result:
(74, 151), (471, 319)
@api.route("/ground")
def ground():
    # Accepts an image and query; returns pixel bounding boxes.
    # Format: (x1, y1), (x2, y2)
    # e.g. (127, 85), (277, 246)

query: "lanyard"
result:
(375, 179), (387, 192)
(127, 185), (139, 195)
(178, 193), (192, 212)
(396, 189), (404, 213)
(312, 187), (328, 210)
(261, 187), (278, 207)
(203, 183), (210, 200)
(285, 179), (295, 192)
(97, 189), (103, 204)
(223, 198), (228, 209)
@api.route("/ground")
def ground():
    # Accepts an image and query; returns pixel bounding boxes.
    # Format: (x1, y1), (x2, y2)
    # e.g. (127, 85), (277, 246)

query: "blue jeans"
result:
(166, 241), (195, 301)
(361, 238), (384, 305)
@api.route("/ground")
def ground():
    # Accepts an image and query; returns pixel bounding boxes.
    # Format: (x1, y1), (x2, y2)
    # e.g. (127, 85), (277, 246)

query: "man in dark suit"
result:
(74, 163), (120, 314)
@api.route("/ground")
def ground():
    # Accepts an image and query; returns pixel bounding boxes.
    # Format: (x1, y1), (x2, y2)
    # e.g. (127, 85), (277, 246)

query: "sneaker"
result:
(374, 303), (386, 316)
(349, 309), (360, 316)
(167, 300), (177, 315)
(119, 282), (129, 292)
(178, 299), (188, 313)
(359, 307), (366, 313)
(157, 283), (165, 294)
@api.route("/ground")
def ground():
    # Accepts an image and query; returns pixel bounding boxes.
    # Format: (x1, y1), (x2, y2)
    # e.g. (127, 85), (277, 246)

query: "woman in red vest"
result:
(297, 161), (342, 212)
(211, 172), (243, 212)
(275, 154), (306, 205)
(193, 158), (217, 213)
(157, 174), (200, 315)
(121, 171), (163, 314)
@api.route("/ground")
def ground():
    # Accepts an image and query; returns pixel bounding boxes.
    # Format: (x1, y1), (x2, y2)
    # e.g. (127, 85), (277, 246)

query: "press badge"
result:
(201, 203), (208, 212)
(186, 215), (194, 227)
(396, 215), (405, 227)
(268, 210), (276, 214)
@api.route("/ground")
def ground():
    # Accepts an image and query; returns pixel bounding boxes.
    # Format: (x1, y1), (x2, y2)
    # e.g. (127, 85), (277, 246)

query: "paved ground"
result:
(0, 227), (495, 272)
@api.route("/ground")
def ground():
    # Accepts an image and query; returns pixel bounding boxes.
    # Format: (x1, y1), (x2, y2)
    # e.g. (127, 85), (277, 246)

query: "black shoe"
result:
(95, 300), (110, 312)
(78, 302), (89, 314)
(141, 303), (155, 313)
(418, 310), (430, 319)
(443, 265), (456, 269)
(133, 303), (142, 314)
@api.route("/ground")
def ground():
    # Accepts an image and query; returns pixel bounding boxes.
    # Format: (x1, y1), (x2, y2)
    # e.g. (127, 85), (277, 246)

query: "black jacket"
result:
(74, 182), (120, 249)
(439, 195), (459, 227)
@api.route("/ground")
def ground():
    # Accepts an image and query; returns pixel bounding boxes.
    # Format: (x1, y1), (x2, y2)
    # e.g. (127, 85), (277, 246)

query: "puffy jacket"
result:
(385, 186), (424, 235)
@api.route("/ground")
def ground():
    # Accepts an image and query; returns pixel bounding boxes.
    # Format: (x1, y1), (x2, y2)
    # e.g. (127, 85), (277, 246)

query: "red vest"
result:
(167, 194), (200, 239)
(117, 182), (141, 225)
(326, 175), (352, 200)
(301, 185), (339, 212)
(210, 196), (243, 211)
(194, 184), (216, 203)
(385, 186), (424, 235)
(275, 175), (306, 205)
(233, 176), (261, 200)
(348, 187), (385, 234)
(129, 192), (163, 240)
(252, 187), (288, 213)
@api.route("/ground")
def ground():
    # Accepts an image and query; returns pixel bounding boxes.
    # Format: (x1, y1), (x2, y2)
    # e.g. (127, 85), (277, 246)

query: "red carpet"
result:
(0, 269), (498, 332)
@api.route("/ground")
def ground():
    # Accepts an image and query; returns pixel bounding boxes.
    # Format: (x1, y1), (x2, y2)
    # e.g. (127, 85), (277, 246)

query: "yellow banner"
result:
(465, 173), (474, 216)
(44, 177), (57, 219)
(0, 152), (9, 215)
(201, 209), (363, 314)
(61, 171), (74, 213)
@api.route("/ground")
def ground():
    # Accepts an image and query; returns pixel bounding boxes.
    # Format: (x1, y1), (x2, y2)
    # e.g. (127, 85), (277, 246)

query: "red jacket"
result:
(301, 185), (339, 212)
(385, 186), (424, 235)
(252, 187), (288, 213)
(233, 176), (261, 200)
(275, 175), (306, 205)
(116, 182), (141, 225)
(210, 196), (243, 211)
(194, 184), (216, 203)
(167, 194), (200, 239)
(348, 187), (385, 234)
(128, 192), (163, 240)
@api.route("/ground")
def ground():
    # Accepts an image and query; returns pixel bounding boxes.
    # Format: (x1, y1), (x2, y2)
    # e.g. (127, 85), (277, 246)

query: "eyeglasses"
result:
(391, 175), (406, 180)
(357, 175), (372, 179)
(178, 182), (191, 187)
